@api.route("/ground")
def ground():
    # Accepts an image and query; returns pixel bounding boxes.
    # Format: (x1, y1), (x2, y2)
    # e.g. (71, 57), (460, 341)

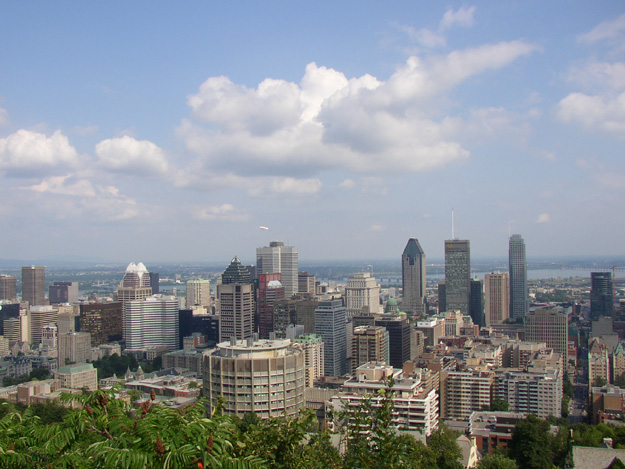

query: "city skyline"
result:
(1, 3), (625, 262)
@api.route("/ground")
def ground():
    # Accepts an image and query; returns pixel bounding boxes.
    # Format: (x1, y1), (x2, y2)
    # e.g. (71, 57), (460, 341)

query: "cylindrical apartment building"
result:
(205, 337), (305, 418)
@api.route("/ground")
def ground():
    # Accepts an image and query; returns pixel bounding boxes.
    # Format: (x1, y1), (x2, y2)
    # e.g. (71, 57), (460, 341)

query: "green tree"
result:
(28, 368), (50, 381)
(508, 414), (553, 469)
(426, 424), (463, 469)
(478, 452), (518, 469)
(490, 399), (510, 411)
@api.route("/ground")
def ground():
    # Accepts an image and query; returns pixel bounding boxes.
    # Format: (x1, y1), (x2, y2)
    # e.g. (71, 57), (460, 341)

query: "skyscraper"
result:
(351, 325), (389, 373)
(509, 234), (528, 321)
(21, 266), (45, 306)
(485, 272), (509, 326)
(524, 308), (568, 360)
(375, 315), (411, 369)
(469, 278), (485, 327)
(0, 275), (17, 301)
(218, 257), (254, 342)
(402, 238), (426, 315)
(314, 298), (347, 377)
(591, 272), (614, 320)
(257, 273), (285, 338)
(116, 262), (152, 304)
(444, 240), (471, 314)
(124, 296), (179, 351)
(256, 241), (298, 298)
(49, 281), (79, 304)
(79, 302), (123, 347)
(344, 272), (381, 317)
(186, 279), (211, 309)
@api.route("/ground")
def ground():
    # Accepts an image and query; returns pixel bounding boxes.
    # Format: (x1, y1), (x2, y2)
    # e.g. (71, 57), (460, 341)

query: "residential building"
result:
(415, 319), (445, 348)
(469, 411), (527, 455)
(589, 337), (610, 386)
(591, 385), (625, 424)
(314, 299), (347, 377)
(494, 368), (563, 419)
(401, 238), (427, 315)
(441, 369), (494, 420)
(256, 241), (298, 298)
(524, 308), (568, 362)
(444, 240), (471, 314)
(204, 337), (305, 418)
(331, 363), (439, 436)
(509, 234), (528, 322)
(485, 272), (509, 326)
(298, 272), (316, 296)
(613, 342), (625, 387)
(22, 266), (45, 307)
(344, 272), (381, 317)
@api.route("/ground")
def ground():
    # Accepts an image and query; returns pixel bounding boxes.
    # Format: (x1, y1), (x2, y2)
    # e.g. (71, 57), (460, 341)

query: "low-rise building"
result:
(54, 363), (98, 391)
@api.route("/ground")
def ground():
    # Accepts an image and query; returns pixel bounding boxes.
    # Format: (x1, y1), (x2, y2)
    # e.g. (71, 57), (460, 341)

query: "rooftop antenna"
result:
(451, 208), (455, 240)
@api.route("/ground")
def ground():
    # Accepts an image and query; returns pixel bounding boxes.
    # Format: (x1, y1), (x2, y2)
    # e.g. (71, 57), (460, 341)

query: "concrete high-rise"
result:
(0, 275), (17, 301)
(344, 272), (381, 317)
(256, 241), (298, 298)
(257, 273), (285, 339)
(116, 262), (152, 304)
(444, 240), (471, 314)
(402, 238), (426, 315)
(509, 234), (528, 321)
(485, 272), (510, 326)
(49, 281), (79, 304)
(524, 308), (568, 360)
(22, 266), (45, 306)
(298, 272), (316, 296)
(591, 272), (614, 320)
(124, 296), (179, 351)
(186, 279), (211, 309)
(218, 283), (254, 342)
(351, 325), (389, 373)
(470, 278), (485, 327)
(58, 331), (92, 365)
(375, 315), (411, 369)
(314, 298), (347, 377)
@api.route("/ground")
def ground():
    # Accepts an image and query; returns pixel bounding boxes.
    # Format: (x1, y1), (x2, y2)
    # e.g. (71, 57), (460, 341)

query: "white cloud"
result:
(535, 213), (550, 223)
(28, 175), (96, 197)
(578, 13), (625, 44)
(556, 92), (625, 134)
(440, 6), (476, 31)
(178, 41), (537, 188)
(567, 61), (625, 90)
(194, 203), (249, 222)
(0, 129), (79, 176)
(338, 178), (356, 189)
(95, 135), (169, 175)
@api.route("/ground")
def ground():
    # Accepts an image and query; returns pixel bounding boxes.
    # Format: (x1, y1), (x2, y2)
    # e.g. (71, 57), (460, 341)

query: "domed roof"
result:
(267, 280), (283, 288)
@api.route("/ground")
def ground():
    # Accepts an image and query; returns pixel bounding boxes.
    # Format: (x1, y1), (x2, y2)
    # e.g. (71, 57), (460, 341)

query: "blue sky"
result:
(1, 2), (624, 263)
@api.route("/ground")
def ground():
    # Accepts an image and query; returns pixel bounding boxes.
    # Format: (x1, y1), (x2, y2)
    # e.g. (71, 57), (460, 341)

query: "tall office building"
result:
(444, 240), (471, 314)
(0, 303), (19, 336)
(79, 302), (123, 347)
(49, 281), (79, 304)
(375, 315), (411, 369)
(186, 279), (211, 309)
(485, 272), (510, 326)
(402, 238), (426, 315)
(470, 278), (485, 327)
(149, 272), (160, 295)
(116, 262), (152, 304)
(314, 298), (347, 377)
(344, 272), (381, 317)
(298, 272), (316, 296)
(591, 272), (614, 320)
(509, 234), (528, 321)
(0, 275), (17, 301)
(292, 333), (324, 387)
(58, 332), (92, 365)
(256, 241), (298, 298)
(221, 256), (252, 285)
(257, 273), (285, 338)
(218, 283), (254, 342)
(524, 308), (568, 359)
(29, 306), (58, 344)
(124, 296), (179, 351)
(351, 325), (389, 373)
(22, 266), (45, 306)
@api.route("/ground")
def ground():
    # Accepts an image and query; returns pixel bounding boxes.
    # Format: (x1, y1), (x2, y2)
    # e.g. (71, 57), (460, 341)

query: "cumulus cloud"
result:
(338, 179), (356, 189)
(556, 92), (625, 134)
(29, 175), (96, 197)
(194, 203), (249, 222)
(398, 6), (476, 49)
(535, 213), (550, 223)
(179, 40), (536, 188)
(567, 61), (625, 90)
(0, 129), (79, 176)
(95, 135), (169, 175)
